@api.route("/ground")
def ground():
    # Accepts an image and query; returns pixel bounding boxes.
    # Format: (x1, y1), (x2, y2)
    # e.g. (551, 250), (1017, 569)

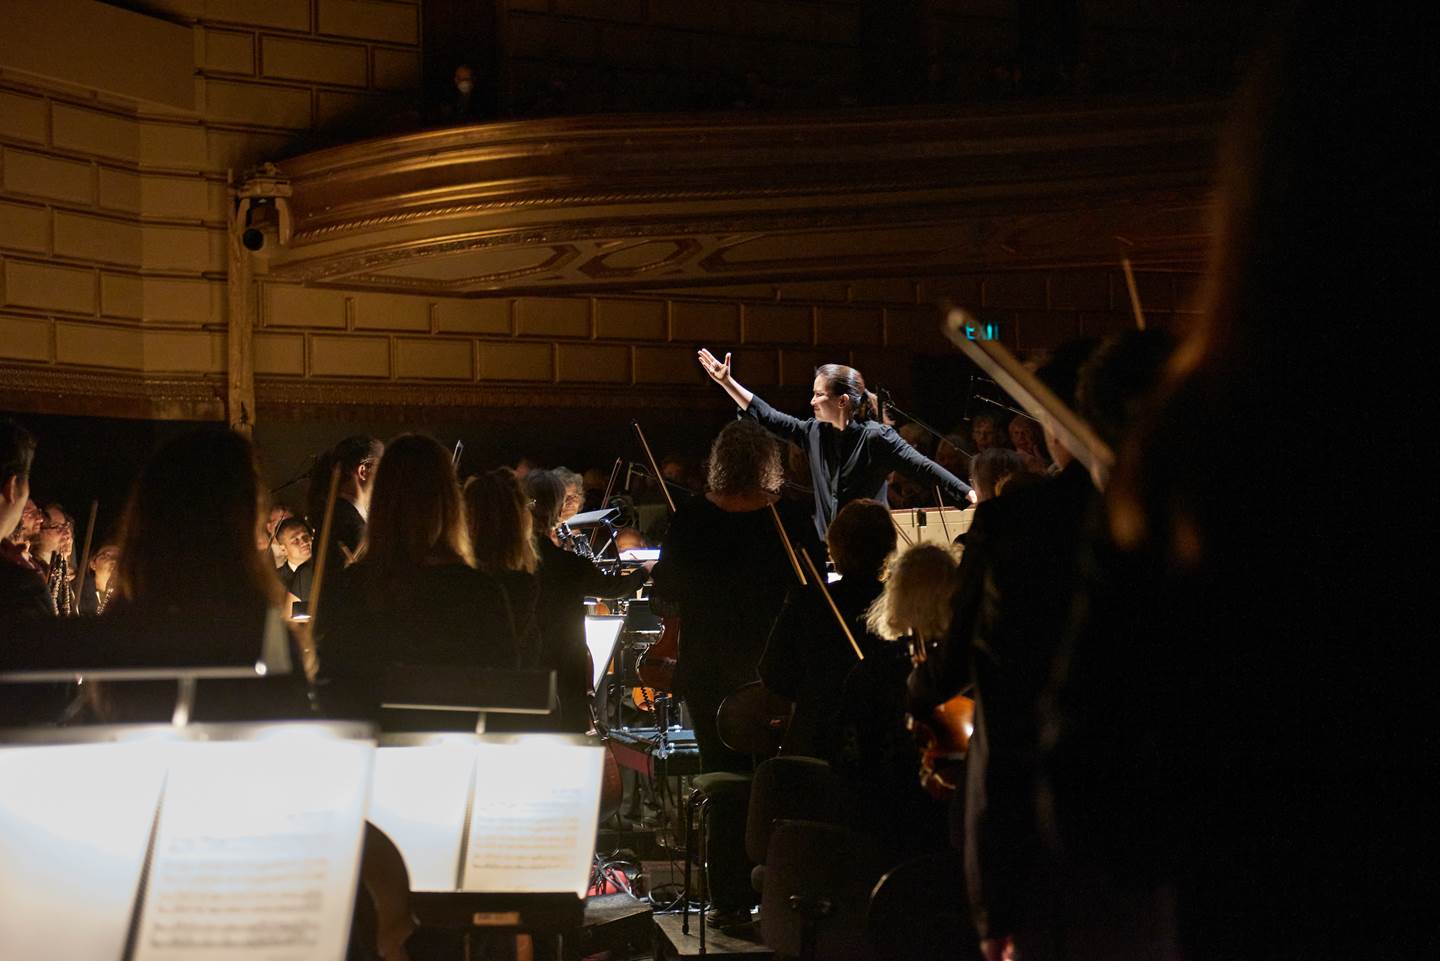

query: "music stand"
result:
(379, 667), (556, 734)
(584, 615), (626, 729)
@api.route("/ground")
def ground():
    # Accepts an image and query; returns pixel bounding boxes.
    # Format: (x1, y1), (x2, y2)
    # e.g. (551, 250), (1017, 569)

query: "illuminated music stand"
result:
(367, 690), (607, 956)
(585, 614), (627, 730)
(1, 617), (375, 961)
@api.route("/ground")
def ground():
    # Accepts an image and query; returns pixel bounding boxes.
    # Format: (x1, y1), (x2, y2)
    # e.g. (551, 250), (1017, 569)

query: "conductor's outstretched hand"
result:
(697, 348), (732, 385)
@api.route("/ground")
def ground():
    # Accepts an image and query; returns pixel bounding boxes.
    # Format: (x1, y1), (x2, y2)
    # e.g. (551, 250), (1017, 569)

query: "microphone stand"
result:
(880, 392), (976, 463)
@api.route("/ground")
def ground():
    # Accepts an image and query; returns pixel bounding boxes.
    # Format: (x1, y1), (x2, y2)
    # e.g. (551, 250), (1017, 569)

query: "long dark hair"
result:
(357, 434), (472, 584)
(466, 468), (538, 575)
(113, 427), (280, 610)
(307, 434), (381, 524)
(815, 363), (878, 422)
(524, 469), (568, 535)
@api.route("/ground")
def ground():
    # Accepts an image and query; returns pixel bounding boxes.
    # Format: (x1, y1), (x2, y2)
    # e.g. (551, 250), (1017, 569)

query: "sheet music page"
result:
(0, 740), (170, 961)
(132, 736), (373, 961)
(369, 742), (476, 891)
(460, 740), (604, 897)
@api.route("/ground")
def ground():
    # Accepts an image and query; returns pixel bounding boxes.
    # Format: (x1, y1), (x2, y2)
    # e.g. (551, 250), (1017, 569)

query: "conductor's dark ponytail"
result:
(815, 363), (876, 421)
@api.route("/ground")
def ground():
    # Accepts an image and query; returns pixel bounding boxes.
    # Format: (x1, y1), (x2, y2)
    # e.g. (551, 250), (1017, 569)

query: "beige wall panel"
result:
(100, 272), (144, 318)
(316, 90), (391, 126)
(3, 149), (93, 204)
(634, 346), (704, 386)
(205, 0), (310, 31)
(141, 329), (224, 372)
(310, 334), (390, 377)
(0, 90), (48, 144)
(204, 79), (312, 129)
(917, 275), (982, 307)
(265, 284), (347, 328)
(142, 224), (215, 272)
(595, 298), (665, 341)
(51, 105), (140, 162)
(743, 303), (812, 345)
(262, 36), (368, 87)
(318, 0), (420, 44)
(0, 200), (50, 253)
(731, 348), (778, 386)
(253, 331), (305, 375)
(434, 298), (509, 335)
(883, 306), (923, 348)
(140, 174), (213, 219)
(557, 344), (629, 384)
(983, 272), (1048, 309)
(816, 306), (883, 347)
(206, 128), (293, 173)
(204, 28), (255, 75)
(54, 211), (143, 266)
(140, 122), (210, 170)
(4, 260), (94, 314)
(352, 291), (430, 330)
(478, 342), (552, 382)
(1048, 270), (1110, 310)
(54, 321), (142, 369)
(98, 167), (142, 212)
(372, 47), (420, 91)
(780, 349), (830, 387)
(515, 297), (590, 338)
(671, 300), (739, 343)
(0, 313), (51, 361)
(144, 277), (214, 323)
(778, 281), (849, 303)
(396, 337), (474, 380)
(850, 279), (915, 304)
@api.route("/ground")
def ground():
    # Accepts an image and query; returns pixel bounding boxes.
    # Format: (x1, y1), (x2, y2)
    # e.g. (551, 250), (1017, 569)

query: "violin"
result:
(906, 635), (975, 800)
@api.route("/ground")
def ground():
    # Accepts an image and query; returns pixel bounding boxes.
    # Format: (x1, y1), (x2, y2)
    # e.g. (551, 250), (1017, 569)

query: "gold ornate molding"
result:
(0, 364), (225, 421)
(260, 101), (1223, 295)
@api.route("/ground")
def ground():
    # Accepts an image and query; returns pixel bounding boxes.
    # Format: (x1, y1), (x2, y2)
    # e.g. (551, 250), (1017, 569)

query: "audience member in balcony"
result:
(698, 350), (974, 538)
(317, 434), (518, 724)
(465, 468), (542, 670)
(4, 496), (45, 576)
(527, 468), (650, 732)
(969, 413), (1002, 454)
(308, 435), (381, 568)
(31, 503), (74, 575)
(1, 419), (52, 623)
(937, 433), (973, 483)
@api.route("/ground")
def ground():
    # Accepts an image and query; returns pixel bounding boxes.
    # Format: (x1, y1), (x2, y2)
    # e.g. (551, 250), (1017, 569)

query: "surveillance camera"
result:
(242, 227), (266, 251)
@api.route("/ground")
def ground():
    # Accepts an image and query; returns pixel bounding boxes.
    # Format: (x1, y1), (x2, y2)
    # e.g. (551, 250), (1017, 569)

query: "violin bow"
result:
(297, 463), (342, 681)
(630, 420), (675, 514)
(767, 503), (807, 587)
(932, 487), (952, 541)
(590, 457), (623, 552)
(75, 499), (98, 607)
(1121, 255), (1148, 331)
(798, 547), (863, 660)
(944, 308), (1115, 489)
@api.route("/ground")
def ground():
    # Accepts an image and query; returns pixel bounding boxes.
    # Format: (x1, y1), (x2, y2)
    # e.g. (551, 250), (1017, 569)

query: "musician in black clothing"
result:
(318, 435), (518, 726)
(525, 469), (650, 733)
(308, 435), (381, 567)
(649, 419), (821, 773)
(697, 349), (974, 538)
(274, 516), (315, 608)
(0, 419), (50, 629)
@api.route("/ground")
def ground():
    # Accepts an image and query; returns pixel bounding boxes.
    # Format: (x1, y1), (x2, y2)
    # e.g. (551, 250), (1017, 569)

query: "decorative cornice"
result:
(0, 364), (225, 420)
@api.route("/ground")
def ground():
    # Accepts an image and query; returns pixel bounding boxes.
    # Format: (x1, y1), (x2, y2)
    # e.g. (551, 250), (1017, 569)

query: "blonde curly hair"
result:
(865, 542), (961, 641)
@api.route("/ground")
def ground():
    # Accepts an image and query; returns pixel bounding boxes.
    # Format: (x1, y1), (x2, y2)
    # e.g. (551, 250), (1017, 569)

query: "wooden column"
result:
(226, 195), (256, 435)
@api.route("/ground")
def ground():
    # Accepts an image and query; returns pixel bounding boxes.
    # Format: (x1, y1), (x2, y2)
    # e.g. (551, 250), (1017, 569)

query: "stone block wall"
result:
(0, 0), (422, 416)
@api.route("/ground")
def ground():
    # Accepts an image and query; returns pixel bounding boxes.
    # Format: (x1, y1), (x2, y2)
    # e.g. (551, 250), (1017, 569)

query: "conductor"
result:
(697, 349), (975, 539)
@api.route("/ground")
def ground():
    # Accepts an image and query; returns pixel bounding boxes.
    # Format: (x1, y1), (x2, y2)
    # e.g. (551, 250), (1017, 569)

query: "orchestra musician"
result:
(307, 435), (381, 567)
(648, 419), (821, 773)
(525, 469), (650, 733)
(317, 434), (518, 725)
(697, 349), (975, 538)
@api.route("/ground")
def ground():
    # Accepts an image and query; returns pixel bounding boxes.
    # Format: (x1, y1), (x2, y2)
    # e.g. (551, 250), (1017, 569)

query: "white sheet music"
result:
(461, 740), (604, 898)
(0, 739), (170, 961)
(368, 741), (476, 892)
(132, 737), (373, 961)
